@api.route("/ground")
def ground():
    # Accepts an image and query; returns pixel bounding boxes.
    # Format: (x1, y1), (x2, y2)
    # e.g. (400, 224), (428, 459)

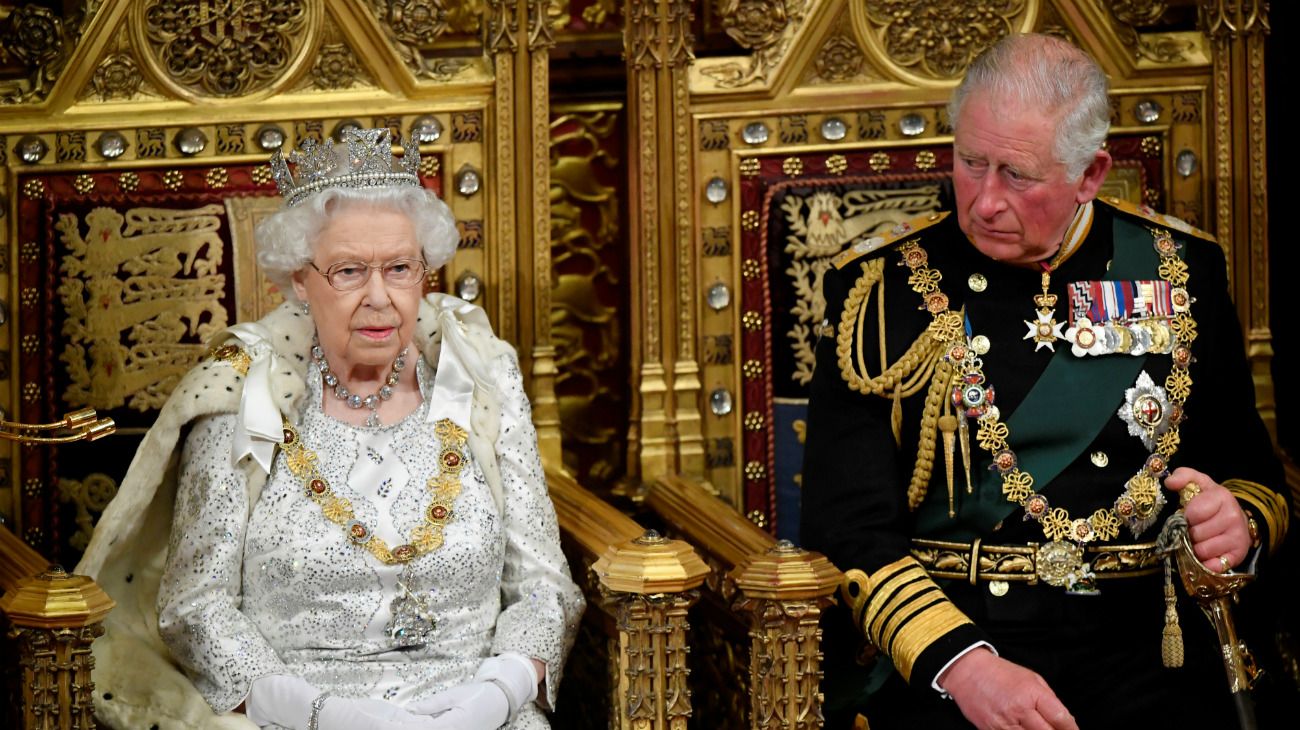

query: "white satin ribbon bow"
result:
(427, 296), (495, 432)
(226, 322), (285, 474)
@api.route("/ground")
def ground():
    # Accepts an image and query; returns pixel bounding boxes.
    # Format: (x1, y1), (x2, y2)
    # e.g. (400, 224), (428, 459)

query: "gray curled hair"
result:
(255, 185), (458, 301)
(949, 33), (1110, 180)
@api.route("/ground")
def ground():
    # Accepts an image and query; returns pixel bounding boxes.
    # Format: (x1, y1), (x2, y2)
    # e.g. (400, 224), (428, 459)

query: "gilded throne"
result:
(1, 1), (1295, 730)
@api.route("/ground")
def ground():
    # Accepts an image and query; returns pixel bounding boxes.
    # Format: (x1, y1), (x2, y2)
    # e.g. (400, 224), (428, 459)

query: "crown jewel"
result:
(269, 127), (422, 208)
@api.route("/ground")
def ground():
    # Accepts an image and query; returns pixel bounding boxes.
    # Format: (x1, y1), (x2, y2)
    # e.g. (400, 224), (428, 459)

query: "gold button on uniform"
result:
(968, 273), (988, 292)
(989, 580), (1009, 597)
(1091, 451), (1109, 467)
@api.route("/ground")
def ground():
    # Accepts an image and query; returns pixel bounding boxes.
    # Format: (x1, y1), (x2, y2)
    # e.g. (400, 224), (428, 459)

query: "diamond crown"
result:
(269, 127), (421, 208)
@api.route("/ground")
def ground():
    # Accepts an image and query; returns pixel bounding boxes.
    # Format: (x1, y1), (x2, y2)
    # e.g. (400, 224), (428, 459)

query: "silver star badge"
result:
(1118, 371), (1172, 451)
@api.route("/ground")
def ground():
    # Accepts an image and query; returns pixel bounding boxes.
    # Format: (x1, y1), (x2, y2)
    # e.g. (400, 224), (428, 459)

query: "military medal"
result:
(898, 221), (1197, 591)
(1065, 279), (1177, 357)
(1024, 280), (1066, 352)
(1023, 203), (1091, 352)
(1119, 371), (1173, 451)
(1065, 317), (1104, 357)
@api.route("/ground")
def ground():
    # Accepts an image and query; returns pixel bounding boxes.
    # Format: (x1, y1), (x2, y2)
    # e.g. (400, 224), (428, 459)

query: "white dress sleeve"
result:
(156, 413), (288, 713)
(486, 352), (586, 708)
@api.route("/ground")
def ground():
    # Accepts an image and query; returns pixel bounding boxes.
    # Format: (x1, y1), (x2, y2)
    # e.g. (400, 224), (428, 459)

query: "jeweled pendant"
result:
(386, 570), (436, 648)
(1023, 310), (1065, 352)
(366, 410), (381, 428)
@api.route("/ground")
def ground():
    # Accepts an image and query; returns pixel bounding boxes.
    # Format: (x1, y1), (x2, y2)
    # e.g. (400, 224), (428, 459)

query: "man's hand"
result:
(1165, 467), (1252, 572)
(938, 648), (1078, 730)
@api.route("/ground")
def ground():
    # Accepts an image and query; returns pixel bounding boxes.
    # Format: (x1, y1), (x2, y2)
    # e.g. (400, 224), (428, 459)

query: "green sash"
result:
(917, 214), (1177, 538)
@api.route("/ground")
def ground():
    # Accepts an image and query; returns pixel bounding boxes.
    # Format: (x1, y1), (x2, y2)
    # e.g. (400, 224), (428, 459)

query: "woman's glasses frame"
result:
(309, 258), (428, 291)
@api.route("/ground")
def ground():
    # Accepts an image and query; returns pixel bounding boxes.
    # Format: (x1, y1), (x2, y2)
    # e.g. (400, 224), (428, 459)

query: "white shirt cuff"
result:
(932, 641), (997, 698)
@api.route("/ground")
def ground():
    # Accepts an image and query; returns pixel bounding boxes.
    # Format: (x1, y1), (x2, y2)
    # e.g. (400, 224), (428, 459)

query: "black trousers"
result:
(828, 577), (1241, 729)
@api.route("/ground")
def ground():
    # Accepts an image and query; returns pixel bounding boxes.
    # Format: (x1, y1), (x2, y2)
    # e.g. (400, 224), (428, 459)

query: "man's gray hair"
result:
(948, 33), (1110, 180)
(256, 185), (458, 301)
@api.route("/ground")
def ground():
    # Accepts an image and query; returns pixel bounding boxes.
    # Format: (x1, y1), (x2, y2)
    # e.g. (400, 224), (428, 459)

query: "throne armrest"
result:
(1, 524), (115, 730)
(646, 474), (842, 729)
(548, 468), (710, 729)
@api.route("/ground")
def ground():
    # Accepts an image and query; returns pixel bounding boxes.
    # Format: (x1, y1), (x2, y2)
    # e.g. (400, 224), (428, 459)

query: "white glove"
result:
(408, 653), (540, 729)
(246, 674), (436, 730)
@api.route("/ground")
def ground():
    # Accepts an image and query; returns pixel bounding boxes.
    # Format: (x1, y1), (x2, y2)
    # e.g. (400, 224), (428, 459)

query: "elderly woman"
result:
(75, 128), (583, 730)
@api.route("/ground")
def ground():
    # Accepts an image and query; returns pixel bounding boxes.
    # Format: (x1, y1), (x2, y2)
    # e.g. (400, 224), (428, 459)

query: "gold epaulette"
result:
(841, 558), (976, 682)
(1223, 479), (1290, 556)
(832, 211), (951, 270)
(1098, 196), (1216, 242)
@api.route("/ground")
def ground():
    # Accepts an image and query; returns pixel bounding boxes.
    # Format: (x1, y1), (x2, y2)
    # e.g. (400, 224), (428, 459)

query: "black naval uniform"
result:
(801, 198), (1289, 728)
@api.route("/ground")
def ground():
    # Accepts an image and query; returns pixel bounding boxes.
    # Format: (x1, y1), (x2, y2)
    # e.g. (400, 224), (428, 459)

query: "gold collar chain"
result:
(279, 416), (469, 565)
(897, 228), (1196, 587)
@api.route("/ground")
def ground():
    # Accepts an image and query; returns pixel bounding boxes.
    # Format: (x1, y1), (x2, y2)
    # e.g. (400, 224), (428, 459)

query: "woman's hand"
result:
(409, 652), (539, 729)
(1165, 467), (1252, 572)
(245, 675), (436, 730)
(409, 681), (511, 729)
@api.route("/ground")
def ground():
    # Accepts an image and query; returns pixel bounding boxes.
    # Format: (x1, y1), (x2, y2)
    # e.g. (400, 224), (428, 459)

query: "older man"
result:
(802, 34), (1288, 729)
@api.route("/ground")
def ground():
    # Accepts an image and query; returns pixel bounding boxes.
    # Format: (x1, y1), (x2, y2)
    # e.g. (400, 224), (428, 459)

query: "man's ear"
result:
(1075, 149), (1113, 204)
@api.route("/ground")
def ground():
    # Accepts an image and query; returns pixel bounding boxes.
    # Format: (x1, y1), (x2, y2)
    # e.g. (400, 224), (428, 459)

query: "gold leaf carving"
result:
(1, 4), (87, 105)
(701, 0), (808, 88)
(814, 34), (865, 83)
(371, 0), (474, 80)
(56, 206), (229, 411)
(1105, 2), (1198, 64)
(864, 0), (1027, 80)
(139, 0), (311, 98)
(78, 32), (167, 103)
(312, 44), (365, 90)
(56, 473), (119, 552)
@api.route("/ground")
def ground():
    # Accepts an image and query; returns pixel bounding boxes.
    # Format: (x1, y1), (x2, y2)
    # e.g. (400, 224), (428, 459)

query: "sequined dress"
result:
(157, 353), (582, 729)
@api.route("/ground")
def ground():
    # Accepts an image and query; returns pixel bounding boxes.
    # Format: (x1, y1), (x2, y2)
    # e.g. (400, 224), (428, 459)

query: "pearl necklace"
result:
(311, 338), (407, 427)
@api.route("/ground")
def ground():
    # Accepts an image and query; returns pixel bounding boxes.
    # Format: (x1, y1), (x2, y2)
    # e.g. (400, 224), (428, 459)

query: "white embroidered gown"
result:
(157, 354), (583, 729)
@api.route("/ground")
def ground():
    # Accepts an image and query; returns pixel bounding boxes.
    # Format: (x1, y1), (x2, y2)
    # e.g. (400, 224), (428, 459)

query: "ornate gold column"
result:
(731, 541), (842, 730)
(595, 530), (710, 730)
(487, 0), (564, 466)
(0, 566), (114, 730)
(1200, 0), (1275, 438)
(624, 0), (704, 479)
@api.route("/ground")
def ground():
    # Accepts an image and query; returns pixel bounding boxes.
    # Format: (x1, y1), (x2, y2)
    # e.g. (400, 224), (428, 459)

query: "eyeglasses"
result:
(310, 258), (428, 291)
